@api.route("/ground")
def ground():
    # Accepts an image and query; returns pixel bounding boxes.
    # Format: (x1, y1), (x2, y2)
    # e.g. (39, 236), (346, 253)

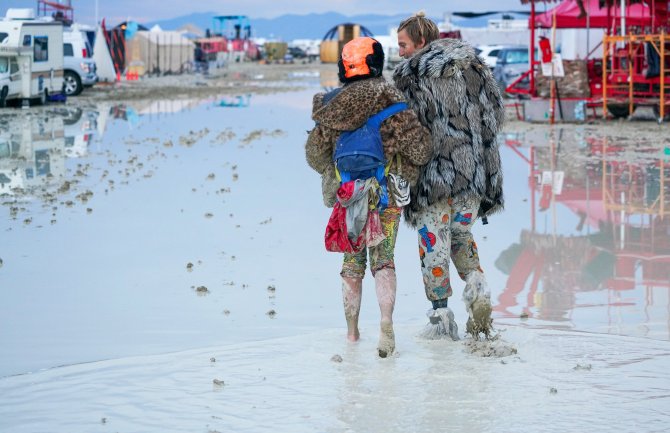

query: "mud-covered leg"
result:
(374, 268), (396, 358)
(450, 197), (493, 339)
(416, 200), (459, 340)
(341, 276), (363, 342)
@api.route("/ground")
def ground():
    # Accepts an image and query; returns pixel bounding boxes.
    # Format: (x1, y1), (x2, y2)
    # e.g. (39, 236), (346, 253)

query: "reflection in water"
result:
(0, 108), (101, 201)
(215, 94), (251, 108)
(62, 107), (98, 157)
(0, 116), (65, 198)
(498, 127), (670, 338)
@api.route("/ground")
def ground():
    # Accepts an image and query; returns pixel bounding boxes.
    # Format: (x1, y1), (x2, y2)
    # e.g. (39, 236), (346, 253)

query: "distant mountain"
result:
(145, 12), (440, 41)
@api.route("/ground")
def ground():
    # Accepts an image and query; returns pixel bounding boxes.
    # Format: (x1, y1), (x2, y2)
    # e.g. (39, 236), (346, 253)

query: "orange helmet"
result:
(338, 37), (384, 83)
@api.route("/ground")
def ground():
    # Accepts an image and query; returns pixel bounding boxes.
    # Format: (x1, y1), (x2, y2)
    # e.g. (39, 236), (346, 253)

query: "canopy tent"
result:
(531, 0), (652, 28)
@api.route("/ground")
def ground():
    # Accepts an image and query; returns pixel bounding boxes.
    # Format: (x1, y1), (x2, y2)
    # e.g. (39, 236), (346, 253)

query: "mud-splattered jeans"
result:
(341, 207), (401, 279)
(416, 197), (483, 302)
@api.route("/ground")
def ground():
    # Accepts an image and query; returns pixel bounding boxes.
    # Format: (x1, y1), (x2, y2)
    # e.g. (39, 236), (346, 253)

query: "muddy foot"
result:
(466, 298), (493, 339)
(377, 320), (395, 358)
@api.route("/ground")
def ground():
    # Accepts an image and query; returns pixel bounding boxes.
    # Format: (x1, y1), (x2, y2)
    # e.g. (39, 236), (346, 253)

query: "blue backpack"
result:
(333, 102), (408, 209)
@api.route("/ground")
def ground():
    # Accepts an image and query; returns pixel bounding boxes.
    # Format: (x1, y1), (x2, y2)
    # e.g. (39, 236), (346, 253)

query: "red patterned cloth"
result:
(325, 181), (385, 253)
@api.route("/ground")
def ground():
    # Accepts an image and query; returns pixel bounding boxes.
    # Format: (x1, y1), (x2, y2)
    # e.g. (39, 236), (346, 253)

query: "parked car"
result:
(62, 29), (97, 96)
(475, 44), (505, 70)
(287, 46), (306, 59)
(492, 46), (530, 93)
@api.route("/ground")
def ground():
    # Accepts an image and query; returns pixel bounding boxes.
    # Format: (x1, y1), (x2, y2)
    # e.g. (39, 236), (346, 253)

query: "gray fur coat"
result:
(393, 38), (505, 226)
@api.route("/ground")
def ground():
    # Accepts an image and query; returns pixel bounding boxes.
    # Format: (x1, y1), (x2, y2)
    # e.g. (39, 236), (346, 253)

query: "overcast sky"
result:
(3, 0), (530, 25)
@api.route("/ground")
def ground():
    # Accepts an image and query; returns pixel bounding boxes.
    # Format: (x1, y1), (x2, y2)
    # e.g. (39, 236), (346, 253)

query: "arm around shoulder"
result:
(389, 110), (432, 166)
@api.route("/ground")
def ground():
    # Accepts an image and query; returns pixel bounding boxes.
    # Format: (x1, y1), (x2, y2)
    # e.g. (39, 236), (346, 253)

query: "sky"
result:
(3, 0), (530, 26)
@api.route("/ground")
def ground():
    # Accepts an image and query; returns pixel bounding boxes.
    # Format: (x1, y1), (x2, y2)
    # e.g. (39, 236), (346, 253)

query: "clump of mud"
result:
(463, 334), (518, 358)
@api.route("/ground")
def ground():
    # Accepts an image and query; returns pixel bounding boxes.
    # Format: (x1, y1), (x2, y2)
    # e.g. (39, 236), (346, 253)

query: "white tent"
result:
(93, 25), (117, 82)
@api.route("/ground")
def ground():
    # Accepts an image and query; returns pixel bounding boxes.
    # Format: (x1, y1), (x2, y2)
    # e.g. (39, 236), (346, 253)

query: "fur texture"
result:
(393, 38), (505, 226)
(306, 77), (431, 208)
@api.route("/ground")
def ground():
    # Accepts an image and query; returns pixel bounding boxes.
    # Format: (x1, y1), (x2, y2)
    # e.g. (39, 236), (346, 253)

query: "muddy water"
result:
(494, 123), (670, 341)
(1, 74), (669, 377)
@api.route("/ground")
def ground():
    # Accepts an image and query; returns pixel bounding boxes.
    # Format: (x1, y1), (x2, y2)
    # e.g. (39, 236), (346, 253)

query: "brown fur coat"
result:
(306, 77), (431, 208)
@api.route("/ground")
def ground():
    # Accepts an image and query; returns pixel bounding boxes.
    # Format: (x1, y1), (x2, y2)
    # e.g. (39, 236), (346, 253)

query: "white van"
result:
(0, 9), (64, 107)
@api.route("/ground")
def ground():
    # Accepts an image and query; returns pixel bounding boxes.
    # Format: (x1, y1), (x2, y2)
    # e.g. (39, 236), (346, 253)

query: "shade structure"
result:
(532, 0), (651, 28)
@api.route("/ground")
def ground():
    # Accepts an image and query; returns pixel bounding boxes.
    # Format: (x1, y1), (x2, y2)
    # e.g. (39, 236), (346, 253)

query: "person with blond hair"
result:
(393, 12), (505, 339)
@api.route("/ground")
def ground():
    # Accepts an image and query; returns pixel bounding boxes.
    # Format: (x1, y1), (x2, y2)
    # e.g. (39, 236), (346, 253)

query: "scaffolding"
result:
(36, 0), (73, 25)
(601, 137), (669, 217)
(602, 33), (670, 121)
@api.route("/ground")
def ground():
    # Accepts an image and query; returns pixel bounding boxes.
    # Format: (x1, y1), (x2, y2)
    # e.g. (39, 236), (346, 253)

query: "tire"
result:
(0, 86), (7, 108)
(63, 70), (82, 96)
(61, 107), (83, 125)
(607, 104), (635, 119)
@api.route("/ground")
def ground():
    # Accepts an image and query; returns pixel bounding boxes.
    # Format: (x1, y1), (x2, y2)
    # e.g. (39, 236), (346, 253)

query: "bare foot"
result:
(377, 319), (395, 358)
(347, 329), (360, 342)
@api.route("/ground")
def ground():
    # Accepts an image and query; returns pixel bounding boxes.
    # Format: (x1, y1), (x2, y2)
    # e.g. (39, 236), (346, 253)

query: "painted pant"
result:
(341, 207), (402, 279)
(416, 197), (483, 302)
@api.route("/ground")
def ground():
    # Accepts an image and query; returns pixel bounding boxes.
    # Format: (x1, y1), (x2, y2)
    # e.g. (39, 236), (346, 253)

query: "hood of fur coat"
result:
(393, 38), (505, 225)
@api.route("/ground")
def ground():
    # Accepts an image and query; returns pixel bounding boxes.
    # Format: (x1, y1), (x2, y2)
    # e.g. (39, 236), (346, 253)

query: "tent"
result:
(93, 25), (117, 82)
(532, 0), (652, 28)
(125, 30), (194, 75)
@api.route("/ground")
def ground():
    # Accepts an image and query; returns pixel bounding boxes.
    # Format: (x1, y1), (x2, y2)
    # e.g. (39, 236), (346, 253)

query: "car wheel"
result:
(61, 107), (83, 125)
(0, 86), (7, 108)
(63, 71), (82, 96)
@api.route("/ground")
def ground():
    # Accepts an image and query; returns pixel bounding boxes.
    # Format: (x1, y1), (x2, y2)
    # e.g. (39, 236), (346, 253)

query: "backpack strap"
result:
(366, 102), (408, 130)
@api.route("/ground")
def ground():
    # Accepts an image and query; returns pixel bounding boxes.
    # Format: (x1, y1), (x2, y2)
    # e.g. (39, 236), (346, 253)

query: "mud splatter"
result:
(463, 334), (518, 358)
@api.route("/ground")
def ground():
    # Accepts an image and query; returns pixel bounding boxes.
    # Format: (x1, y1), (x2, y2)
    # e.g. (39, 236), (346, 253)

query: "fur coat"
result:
(393, 38), (505, 226)
(306, 76), (431, 208)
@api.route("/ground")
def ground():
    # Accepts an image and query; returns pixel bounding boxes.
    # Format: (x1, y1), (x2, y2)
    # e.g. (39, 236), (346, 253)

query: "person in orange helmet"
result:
(306, 37), (431, 357)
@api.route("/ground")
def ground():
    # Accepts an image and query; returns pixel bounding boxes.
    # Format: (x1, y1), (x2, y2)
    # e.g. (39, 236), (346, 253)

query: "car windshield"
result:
(0, 57), (8, 73)
(505, 49), (529, 64)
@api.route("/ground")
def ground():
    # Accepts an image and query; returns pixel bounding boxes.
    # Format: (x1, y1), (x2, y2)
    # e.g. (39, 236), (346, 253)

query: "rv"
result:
(0, 9), (64, 107)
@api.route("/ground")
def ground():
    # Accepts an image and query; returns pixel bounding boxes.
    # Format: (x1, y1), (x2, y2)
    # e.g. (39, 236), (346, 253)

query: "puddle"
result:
(1, 76), (669, 379)
(495, 124), (670, 340)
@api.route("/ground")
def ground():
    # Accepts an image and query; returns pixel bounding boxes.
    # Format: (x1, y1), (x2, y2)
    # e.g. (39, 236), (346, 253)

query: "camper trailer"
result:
(0, 9), (64, 107)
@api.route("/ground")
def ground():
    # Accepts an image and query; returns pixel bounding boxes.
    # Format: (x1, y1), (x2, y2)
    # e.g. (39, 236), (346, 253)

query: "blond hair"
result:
(398, 11), (440, 46)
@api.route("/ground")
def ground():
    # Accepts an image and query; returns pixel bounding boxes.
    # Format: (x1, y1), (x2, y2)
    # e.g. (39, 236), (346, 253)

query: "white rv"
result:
(0, 9), (64, 107)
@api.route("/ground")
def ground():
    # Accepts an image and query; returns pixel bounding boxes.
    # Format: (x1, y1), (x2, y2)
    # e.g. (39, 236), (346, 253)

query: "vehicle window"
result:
(489, 50), (499, 57)
(85, 41), (93, 57)
(505, 49), (528, 64)
(63, 43), (74, 57)
(34, 36), (48, 62)
(0, 32), (8, 43)
(475, 48), (482, 55)
(23, 35), (31, 46)
(0, 58), (8, 73)
(10, 59), (19, 74)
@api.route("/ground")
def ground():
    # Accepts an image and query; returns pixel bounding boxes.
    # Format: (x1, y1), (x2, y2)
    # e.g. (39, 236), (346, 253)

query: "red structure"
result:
(515, 0), (670, 120)
(37, 0), (74, 25)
